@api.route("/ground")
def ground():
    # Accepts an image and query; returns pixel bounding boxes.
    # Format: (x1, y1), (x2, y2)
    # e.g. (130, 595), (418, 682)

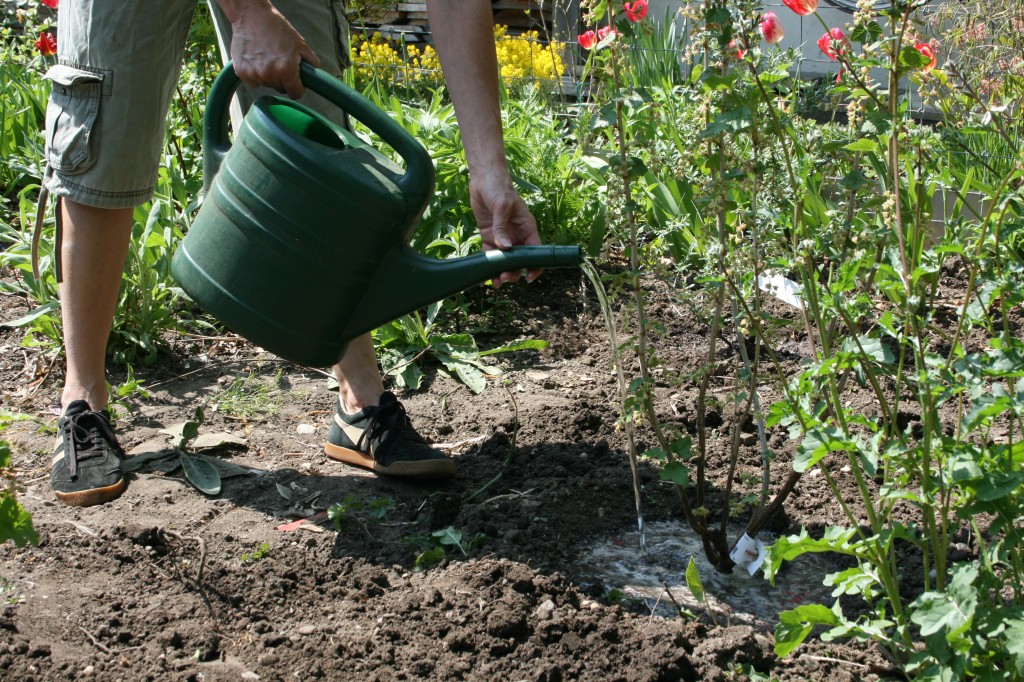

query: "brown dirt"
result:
(0, 265), (906, 681)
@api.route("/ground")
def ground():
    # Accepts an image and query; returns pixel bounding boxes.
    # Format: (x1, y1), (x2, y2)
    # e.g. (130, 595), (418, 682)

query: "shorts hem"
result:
(45, 174), (154, 210)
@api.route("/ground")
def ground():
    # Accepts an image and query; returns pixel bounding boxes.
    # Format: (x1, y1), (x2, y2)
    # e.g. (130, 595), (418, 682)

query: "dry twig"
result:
(157, 527), (208, 584)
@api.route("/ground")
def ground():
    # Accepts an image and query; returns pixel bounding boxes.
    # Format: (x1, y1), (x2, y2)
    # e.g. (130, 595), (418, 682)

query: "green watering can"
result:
(172, 63), (581, 367)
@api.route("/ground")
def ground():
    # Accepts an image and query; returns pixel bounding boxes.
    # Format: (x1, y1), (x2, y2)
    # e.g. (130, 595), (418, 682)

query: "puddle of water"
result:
(576, 520), (836, 625)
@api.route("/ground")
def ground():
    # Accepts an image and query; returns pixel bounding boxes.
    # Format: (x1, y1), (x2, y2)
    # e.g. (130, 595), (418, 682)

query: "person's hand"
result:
(469, 172), (543, 287)
(221, 0), (319, 98)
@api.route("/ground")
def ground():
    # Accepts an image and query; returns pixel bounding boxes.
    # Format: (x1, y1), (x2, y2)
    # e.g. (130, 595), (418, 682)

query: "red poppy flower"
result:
(624, 0), (648, 22)
(782, 0), (817, 15)
(597, 25), (618, 42)
(914, 42), (937, 72)
(35, 31), (57, 56)
(40, 0), (59, 7)
(728, 39), (746, 60)
(578, 30), (597, 50)
(817, 28), (847, 61)
(759, 12), (784, 45)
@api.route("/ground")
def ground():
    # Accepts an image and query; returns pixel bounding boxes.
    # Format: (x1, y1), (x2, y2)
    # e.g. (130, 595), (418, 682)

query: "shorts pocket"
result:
(44, 64), (105, 174)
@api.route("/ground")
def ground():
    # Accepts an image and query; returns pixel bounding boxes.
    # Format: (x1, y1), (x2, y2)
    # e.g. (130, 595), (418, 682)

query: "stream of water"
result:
(579, 258), (648, 552)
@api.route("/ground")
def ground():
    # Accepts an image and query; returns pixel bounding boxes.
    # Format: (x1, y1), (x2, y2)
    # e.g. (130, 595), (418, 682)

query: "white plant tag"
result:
(730, 533), (767, 576)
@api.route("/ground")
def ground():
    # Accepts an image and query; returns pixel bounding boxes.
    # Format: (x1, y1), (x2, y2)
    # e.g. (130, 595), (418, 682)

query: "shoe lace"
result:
(356, 399), (426, 453)
(62, 411), (120, 478)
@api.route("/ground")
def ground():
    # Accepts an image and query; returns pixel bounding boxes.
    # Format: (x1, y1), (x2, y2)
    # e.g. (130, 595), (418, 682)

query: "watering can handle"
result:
(203, 61), (434, 202)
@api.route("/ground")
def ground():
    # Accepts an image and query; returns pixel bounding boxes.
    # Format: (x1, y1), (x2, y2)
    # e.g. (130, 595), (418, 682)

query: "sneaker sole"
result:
(53, 477), (127, 507)
(324, 443), (456, 479)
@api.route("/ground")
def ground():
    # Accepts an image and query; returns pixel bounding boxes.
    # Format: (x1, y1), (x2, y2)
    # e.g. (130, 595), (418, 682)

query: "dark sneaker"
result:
(50, 400), (126, 506)
(325, 392), (455, 479)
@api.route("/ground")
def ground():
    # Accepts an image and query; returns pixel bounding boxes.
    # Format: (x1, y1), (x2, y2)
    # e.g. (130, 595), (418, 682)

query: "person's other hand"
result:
(226, 1), (319, 98)
(469, 172), (543, 287)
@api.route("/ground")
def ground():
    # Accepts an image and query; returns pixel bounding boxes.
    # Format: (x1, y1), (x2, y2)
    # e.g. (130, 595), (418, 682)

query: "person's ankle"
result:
(60, 389), (107, 414)
(337, 389), (385, 415)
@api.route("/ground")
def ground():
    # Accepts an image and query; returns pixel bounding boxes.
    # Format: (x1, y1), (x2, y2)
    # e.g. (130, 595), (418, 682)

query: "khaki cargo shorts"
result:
(43, 0), (350, 210)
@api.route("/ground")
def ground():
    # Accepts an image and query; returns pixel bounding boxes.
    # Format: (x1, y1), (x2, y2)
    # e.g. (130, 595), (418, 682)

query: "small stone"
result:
(295, 624), (316, 636)
(258, 653), (278, 666)
(536, 599), (556, 621)
(740, 433), (757, 447)
(296, 424), (316, 435)
(242, 673), (260, 681)
(82, 666), (95, 676)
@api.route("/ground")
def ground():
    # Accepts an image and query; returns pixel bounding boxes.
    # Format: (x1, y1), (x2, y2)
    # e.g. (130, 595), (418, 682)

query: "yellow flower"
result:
(351, 26), (565, 88)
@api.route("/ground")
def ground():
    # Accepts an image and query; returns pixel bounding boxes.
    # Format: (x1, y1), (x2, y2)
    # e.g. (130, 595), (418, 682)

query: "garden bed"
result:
(0, 265), (909, 681)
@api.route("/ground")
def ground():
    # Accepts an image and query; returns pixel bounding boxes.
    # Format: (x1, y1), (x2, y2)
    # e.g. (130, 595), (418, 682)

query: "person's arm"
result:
(213, 0), (319, 98)
(427, 0), (543, 285)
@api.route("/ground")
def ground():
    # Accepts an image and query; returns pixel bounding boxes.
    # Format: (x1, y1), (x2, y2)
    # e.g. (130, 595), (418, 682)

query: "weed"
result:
(0, 413), (39, 548)
(327, 493), (395, 530)
(375, 302), (546, 394)
(240, 541), (271, 565)
(410, 526), (486, 571)
(211, 368), (284, 419)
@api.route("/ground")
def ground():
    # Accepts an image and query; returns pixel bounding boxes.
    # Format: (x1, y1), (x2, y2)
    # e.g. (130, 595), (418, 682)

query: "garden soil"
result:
(0, 264), (918, 681)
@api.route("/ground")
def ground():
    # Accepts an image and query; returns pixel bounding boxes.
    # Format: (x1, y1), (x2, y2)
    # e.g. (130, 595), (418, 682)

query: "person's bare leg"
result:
(59, 199), (134, 412)
(333, 332), (385, 413)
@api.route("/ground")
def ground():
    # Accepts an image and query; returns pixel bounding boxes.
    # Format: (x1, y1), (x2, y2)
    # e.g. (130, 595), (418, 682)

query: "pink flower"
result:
(598, 25), (618, 42)
(578, 30), (597, 50)
(782, 0), (817, 15)
(915, 42), (937, 72)
(40, 0), (59, 7)
(624, 0), (648, 22)
(728, 39), (746, 60)
(35, 31), (57, 56)
(759, 12), (784, 45)
(817, 28), (847, 61)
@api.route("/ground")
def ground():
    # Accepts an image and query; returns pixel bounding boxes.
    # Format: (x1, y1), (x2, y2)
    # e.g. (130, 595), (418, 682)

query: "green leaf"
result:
(180, 452), (222, 495)
(0, 494), (39, 547)
(660, 461), (691, 487)
(433, 527), (464, 551)
(1005, 619), (1024, 677)
(774, 604), (840, 657)
(843, 138), (881, 154)
(685, 557), (705, 603)
(764, 527), (859, 584)
(477, 339), (548, 356)
(795, 427), (858, 472)
(414, 547), (445, 571)
(1, 300), (60, 328)
(911, 592), (972, 638)
(670, 436), (693, 459)
(640, 447), (666, 461)
(975, 472), (1024, 501)
(438, 357), (488, 394)
(899, 44), (930, 70)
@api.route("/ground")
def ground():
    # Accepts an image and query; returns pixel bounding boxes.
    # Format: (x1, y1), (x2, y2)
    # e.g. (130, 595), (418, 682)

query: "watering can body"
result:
(172, 63), (581, 367)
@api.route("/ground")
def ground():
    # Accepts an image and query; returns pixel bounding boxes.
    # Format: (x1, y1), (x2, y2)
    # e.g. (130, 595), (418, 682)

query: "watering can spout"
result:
(342, 245), (584, 340)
